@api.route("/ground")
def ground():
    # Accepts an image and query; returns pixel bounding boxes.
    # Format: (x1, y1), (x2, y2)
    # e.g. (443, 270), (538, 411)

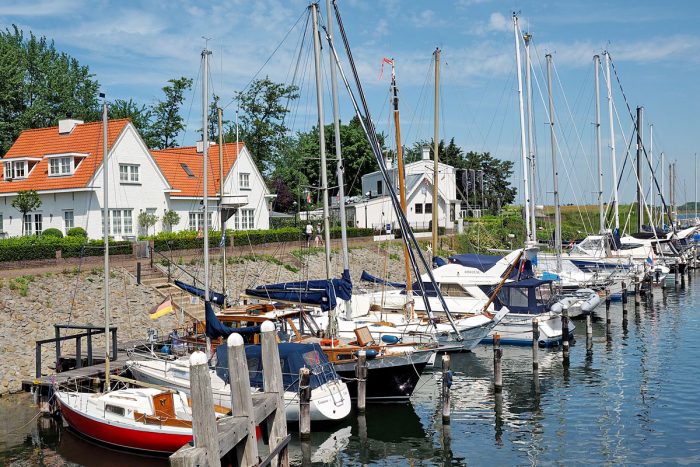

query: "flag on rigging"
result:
(149, 296), (174, 320)
(378, 57), (394, 80)
(646, 250), (654, 266)
(219, 230), (226, 248)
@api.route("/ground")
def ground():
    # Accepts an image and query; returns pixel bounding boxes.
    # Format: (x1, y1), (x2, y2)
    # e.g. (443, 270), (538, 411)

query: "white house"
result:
(338, 147), (461, 231)
(0, 118), (270, 239)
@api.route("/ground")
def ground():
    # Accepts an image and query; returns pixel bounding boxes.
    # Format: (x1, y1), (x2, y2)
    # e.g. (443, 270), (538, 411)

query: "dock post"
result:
(532, 318), (539, 370)
(75, 336), (82, 369)
(227, 333), (258, 465)
(675, 259), (680, 287)
(299, 367), (311, 439)
(356, 350), (367, 414)
(634, 281), (640, 306)
(86, 329), (93, 366)
(493, 334), (502, 393)
(54, 325), (61, 373)
(561, 308), (570, 362)
(260, 320), (289, 467)
(621, 281), (628, 320)
(35, 342), (42, 379)
(136, 261), (141, 285)
(189, 351), (220, 467)
(586, 314), (593, 350)
(441, 354), (451, 423)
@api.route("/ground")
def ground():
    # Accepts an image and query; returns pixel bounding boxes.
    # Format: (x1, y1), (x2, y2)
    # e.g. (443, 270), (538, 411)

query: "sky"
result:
(2, 0), (699, 208)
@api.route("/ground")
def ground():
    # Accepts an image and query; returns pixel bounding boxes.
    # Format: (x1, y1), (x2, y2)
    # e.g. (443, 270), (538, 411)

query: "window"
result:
(241, 209), (255, 230)
(188, 212), (212, 231)
(105, 404), (125, 417)
(24, 214), (32, 234)
(22, 213), (42, 235)
(34, 214), (42, 235)
(440, 283), (473, 298)
(424, 203), (433, 214)
(376, 180), (383, 195)
(49, 157), (72, 176)
(4, 161), (27, 180)
(415, 204), (423, 214)
(181, 163), (195, 177)
(109, 209), (133, 235)
(239, 173), (250, 189)
(119, 164), (139, 183)
(64, 211), (74, 231)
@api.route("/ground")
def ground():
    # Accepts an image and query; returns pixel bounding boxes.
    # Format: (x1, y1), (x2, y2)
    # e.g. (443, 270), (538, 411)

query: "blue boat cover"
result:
(205, 301), (261, 339)
(214, 342), (337, 392)
(610, 228), (622, 250)
(495, 278), (553, 314)
(360, 270), (406, 288)
(245, 269), (352, 312)
(449, 253), (532, 278)
(500, 277), (552, 288)
(434, 256), (447, 267)
(175, 280), (226, 307)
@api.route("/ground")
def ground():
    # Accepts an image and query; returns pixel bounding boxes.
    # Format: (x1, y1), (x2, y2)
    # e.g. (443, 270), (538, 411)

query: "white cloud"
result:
(470, 12), (513, 35)
(0, 0), (83, 17)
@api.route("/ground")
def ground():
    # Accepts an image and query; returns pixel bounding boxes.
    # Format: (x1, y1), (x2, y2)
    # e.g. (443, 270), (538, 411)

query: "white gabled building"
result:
(340, 147), (461, 231)
(0, 118), (270, 239)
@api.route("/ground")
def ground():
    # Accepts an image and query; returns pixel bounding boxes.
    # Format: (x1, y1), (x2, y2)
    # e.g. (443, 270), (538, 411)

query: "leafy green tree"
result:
(162, 209), (181, 232)
(138, 211), (158, 236)
(11, 190), (42, 235)
(233, 77), (299, 175)
(150, 77), (193, 149)
(109, 98), (154, 145)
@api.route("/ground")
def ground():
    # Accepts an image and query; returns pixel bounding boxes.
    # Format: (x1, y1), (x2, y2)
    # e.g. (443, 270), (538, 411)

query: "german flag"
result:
(149, 296), (174, 320)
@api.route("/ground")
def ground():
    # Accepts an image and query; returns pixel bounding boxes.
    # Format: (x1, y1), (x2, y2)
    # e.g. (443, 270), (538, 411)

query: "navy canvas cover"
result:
(205, 301), (261, 339)
(449, 253), (533, 279)
(175, 280), (226, 307)
(360, 270), (406, 288)
(245, 269), (352, 311)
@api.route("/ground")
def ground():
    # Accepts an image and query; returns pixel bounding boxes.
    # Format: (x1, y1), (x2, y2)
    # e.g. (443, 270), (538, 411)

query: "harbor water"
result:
(2, 276), (700, 465)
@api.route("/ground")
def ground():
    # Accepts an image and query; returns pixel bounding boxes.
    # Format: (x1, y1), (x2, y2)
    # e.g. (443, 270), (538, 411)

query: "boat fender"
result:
(446, 370), (453, 388)
(356, 349), (378, 359)
(320, 338), (339, 346)
(160, 344), (171, 355)
(381, 335), (400, 344)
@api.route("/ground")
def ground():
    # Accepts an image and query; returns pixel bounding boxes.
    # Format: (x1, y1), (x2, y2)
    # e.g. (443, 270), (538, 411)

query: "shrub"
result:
(67, 227), (87, 238)
(41, 228), (63, 238)
(0, 236), (132, 262)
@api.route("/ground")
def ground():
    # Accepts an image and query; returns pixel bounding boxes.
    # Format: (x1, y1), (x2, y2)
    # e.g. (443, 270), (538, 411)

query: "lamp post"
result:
(293, 201), (298, 227)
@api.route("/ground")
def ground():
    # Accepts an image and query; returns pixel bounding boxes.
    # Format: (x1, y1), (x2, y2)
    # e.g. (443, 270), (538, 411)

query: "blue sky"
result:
(2, 0), (699, 207)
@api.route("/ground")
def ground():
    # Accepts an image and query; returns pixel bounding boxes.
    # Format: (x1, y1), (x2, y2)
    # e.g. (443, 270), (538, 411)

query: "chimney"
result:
(383, 150), (392, 169)
(421, 146), (430, 160)
(196, 141), (215, 153)
(58, 118), (84, 134)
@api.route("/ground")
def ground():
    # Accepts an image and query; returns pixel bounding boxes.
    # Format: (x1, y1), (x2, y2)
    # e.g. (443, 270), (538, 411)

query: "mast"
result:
(636, 106), (644, 232)
(524, 32), (537, 239)
(326, 0), (351, 318)
(605, 51), (619, 229)
(218, 107), (226, 294)
(661, 152), (665, 226)
(650, 124), (654, 225)
(513, 14), (532, 243)
(390, 59), (413, 294)
(202, 47), (211, 356)
(546, 54), (562, 272)
(102, 99), (110, 388)
(695, 153), (698, 219)
(432, 47), (440, 264)
(311, 3), (332, 277)
(594, 54), (604, 233)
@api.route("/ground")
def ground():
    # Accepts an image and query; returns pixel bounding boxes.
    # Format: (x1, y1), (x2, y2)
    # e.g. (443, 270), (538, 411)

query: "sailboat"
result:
(56, 100), (206, 454)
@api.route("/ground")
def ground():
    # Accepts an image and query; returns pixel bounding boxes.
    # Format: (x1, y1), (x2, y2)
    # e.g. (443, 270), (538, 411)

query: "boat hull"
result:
(481, 313), (574, 347)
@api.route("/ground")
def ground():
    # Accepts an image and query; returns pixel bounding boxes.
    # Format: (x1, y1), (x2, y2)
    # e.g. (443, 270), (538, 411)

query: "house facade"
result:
(0, 118), (270, 239)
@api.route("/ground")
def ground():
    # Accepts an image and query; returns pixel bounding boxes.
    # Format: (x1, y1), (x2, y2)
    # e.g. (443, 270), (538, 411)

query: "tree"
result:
(162, 209), (180, 232)
(109, 98), (154, 145)
(138, 211), (158, 236)
(462, 151), (516, 213)
(234, 77), (299, 175)
(12, 190), (41, 235)
(0, 25), (100, 155)
(150, 77), (192, 149)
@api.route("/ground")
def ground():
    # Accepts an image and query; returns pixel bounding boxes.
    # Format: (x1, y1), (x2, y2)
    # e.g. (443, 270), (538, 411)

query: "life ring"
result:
(320, 338), (339, 346)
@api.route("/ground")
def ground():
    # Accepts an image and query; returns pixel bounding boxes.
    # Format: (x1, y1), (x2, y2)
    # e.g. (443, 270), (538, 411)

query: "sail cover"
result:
(205, 301), (260, 339)
(360, 270), (406, 288)
(174, 280), (226, 307)
(449, 253), (532, 278)
(245, 269), (352, 312)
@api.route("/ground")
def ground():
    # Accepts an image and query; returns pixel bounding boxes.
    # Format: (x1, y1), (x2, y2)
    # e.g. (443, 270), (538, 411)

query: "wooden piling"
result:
(227, 333), (258, 466)
(260, 320), (290, 467)
(532, 318), (539, 370)
(675, 259), (680, 286)
(356, 350), (367, 413)
(188, 351), (220, 467)
(441, 354), (451, 423)
(586, 314), (593, 350)
(493, 334), (502, 393)
(561, 308), (570, 361)
(634, 281), (640, 306)
(299, 367), (311, 439)
(136, 261), (141, 285)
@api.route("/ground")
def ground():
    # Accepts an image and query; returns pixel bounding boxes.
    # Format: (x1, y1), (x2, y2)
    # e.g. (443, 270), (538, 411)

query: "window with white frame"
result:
(108, 209), (133, 235)
(34, 214), (42, 235)
(23, 213), (42, 235)
(64, 210), (74, 231)
(239, 172), (250, 189)
(24, 214), (32, 234)
(4, 161), (27, 180)
(49, 157), (72, 176)
(188, 212), (212, 231)
(119, 164), (140, 183)
(240, 209), (255, 230)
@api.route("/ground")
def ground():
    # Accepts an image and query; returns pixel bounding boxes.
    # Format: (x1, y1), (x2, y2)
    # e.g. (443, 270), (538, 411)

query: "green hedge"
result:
(0, 236), (132, 262)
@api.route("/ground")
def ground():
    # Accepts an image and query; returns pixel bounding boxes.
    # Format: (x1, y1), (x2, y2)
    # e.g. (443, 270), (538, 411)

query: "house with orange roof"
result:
(0, 118), (270, 239)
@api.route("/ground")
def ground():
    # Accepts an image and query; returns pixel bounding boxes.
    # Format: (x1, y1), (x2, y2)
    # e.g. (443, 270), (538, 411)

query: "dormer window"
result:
(4, 161), (27, 180)
(49, 156), (73, 176)
(119, 164), (140, 184)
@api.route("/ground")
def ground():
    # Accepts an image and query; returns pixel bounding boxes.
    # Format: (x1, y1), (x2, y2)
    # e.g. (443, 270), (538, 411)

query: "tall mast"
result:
(649, 123), (654, 225)
(432, 47), (440, 264)
(311, 3), (332, 277)
(546, 54), (562, 272)
(202, 47), (211, 356)
(661, 151), (665, 226)
(513, 14), (532, 243)
(604, 52), (619, 229)
(695, 153), (698, 219)
(102, 99), (110, 388)
(594, 55), (604, 233)
(636, 106), (644, 232)
(326, 0), (351, 317)
(390, 59), (412, 294)
(524, 32), (537, 239)
(218, 107), (226, 294)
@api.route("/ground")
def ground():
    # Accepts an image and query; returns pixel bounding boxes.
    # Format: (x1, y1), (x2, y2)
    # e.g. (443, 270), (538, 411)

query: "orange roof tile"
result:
(0, 119), (131, 194)
(151, 142), (243, 198)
